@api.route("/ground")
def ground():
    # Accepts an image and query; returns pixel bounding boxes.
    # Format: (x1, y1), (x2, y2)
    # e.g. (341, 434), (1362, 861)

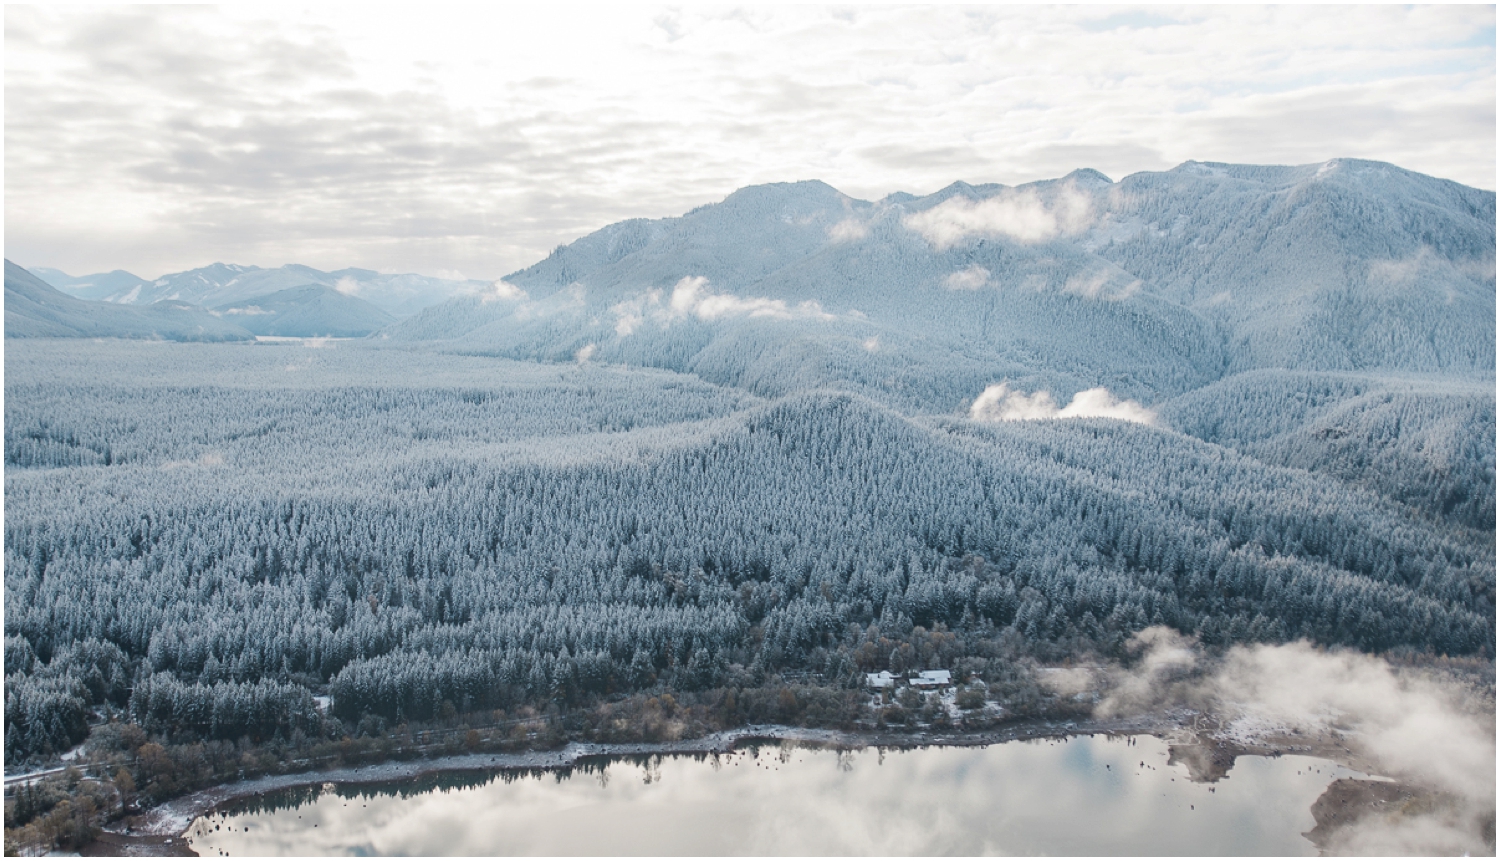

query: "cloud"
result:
(969, 382), (1156, 425)
(826, 218), (868, 243)
(1368, 245), (1496, 291)
(1092, 627), (1200, 716)
(667, 276), (710, 317)
(161, 451), (226, 470)
(4, 7), (1492, 277)
(574, 343), (596, 363)
(1060, 270), (1142, 300)
(608, 277), (835, 335)
(1214, 643), (1494, 804)
(478, 280), (528, 303)
(1036, 666), (1100, 698)
(904, 187), (1094, 249)
(614, 311), (644, 337)
(333, 276), (363, 296)
(609, 288), (660, 336)
(667, 276), (833, 323)
(1093, 628), (1497, 856)
(943, 265), (990, 291)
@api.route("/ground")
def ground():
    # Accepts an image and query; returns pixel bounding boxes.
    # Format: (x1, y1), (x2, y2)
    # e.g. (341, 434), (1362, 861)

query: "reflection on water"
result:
(186, 735), (1365, 856)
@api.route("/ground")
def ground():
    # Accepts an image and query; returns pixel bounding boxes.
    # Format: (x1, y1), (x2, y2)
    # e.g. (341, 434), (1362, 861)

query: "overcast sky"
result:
(6, 5), (1494, 281)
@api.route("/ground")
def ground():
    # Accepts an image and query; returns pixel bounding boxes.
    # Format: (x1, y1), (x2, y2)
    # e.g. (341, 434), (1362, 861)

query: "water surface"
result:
(187, 735), (1364, 855)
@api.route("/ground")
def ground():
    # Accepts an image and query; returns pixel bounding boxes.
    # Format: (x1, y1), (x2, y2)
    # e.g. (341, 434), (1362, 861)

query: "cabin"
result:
(864, 670), (896, 689)
(911, 670), (952, 689)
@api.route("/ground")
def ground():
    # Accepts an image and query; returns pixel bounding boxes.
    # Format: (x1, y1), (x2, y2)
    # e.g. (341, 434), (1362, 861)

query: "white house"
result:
(865, 670), (896, 689)
(911, 669), (952, 689)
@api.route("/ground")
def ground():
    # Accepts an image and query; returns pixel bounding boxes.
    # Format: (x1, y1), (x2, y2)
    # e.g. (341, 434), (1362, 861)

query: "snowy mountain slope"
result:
(4, 260), (253, 342)
(211, 284), (395, 337)
(389, 159), (1492, 413)
(510, 181), (871, 300)
(388, 179), (1228, 407)
(30, 267), (150, 302)
(1089, 159), (1495, 374)
(1161, 369), (1495, 530)
(66, 262), (488, 318)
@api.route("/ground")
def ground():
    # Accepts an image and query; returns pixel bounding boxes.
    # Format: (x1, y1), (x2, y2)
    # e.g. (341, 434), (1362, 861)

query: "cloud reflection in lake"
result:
(188, 735), (1365, 856)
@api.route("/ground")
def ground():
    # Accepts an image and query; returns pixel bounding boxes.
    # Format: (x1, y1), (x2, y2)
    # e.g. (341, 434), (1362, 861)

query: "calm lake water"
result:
(185, 734), (1365, 856)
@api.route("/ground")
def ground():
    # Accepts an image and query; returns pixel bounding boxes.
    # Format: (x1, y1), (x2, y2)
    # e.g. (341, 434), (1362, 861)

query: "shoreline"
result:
(119, 714), (1184, 842)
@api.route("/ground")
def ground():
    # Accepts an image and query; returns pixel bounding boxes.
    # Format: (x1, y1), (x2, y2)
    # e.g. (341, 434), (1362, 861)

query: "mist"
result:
(903, 187), (1093, 249)
(1086, 628), (1497, 855)
(969, 382), (1156, 425)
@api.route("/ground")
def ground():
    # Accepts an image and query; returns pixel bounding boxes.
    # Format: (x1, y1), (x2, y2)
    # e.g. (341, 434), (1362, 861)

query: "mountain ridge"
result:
(386, 157), (1493, 413)
(32, 262), (487, 319)
(4, 260), (254, 342)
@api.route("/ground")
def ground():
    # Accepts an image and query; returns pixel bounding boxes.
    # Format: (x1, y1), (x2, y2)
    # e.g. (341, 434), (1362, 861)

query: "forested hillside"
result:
(3, 159), (1494, 765)
(211, 285), (395, 338)
(5, 337), (1492, 759)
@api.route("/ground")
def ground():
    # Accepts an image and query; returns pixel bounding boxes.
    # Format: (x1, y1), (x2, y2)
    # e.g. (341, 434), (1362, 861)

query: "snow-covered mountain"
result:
(4, 160), (1493, 774)
(387, 159), (1493, 413)
(35, 263), (485, 318)
(29, 267), (150, 302)
(4, 261), (253, 342)
(210, 284), (395, 337)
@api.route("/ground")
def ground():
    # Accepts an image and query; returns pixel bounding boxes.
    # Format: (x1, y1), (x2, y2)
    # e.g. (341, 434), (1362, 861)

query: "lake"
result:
(184, 734), (1365, 856)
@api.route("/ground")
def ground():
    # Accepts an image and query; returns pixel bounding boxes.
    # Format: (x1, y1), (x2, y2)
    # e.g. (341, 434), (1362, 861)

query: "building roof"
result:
(911, 669), (953, 686)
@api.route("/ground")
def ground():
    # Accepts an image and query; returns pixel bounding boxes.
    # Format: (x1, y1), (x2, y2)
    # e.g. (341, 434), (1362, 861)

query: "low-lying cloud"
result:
(161, 451), (226, 470)
(826, 218), (869, 243)
(611, 276), (834, 335)
(1088, 628), (1496, 856)
(969, 382), (1156, 425)
(943, 264), (990, 290)
(478, 280), (529, 303)
(1368, 245), (1496, 291)
(670, 276), (833, 322)
(904, 188), (1093, 250)
(1061, 270), (1143, 300)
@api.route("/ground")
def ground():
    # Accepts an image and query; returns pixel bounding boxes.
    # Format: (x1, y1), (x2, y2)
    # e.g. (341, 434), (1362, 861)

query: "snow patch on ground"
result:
(1218, 713), (1297, 746)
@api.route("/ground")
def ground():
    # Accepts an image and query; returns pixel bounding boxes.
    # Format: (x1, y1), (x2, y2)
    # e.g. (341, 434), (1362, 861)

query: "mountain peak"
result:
(713, 179), (852, 210)
(1064, 168), (1113, 187)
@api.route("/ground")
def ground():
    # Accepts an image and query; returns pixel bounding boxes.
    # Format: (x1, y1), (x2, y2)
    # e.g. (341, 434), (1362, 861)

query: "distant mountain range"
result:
(31, 262), (484, 319)
(386, 159), (1493, 414)
(5, 260), (254, 342)
(28, 268), (151, 303)
(8, 264), (407, 340)
(14, 157), (1494, 399)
